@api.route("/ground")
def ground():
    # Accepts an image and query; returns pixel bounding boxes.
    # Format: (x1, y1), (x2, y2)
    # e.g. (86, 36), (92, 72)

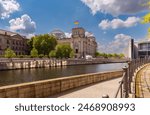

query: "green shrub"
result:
(39, 54), (44, 58)
(30, 48), (38, 58)
(44, 55), (48, 58)
(49, 50), (56, 58)
(18, 55), (24, 58)
(4, 48), (16, 58)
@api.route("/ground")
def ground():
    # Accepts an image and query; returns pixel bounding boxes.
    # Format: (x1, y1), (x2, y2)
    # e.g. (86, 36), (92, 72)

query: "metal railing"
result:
(114, 58), (150, 98)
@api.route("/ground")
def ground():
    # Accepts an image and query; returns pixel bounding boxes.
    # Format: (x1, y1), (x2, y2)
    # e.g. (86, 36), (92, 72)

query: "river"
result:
(0, 63), (127, 86)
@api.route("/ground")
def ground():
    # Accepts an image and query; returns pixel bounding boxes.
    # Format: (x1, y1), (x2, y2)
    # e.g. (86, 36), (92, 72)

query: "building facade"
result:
(0, 29), (29, 55)
(138, 41), (150, 58)
(50, 27), (97, 58)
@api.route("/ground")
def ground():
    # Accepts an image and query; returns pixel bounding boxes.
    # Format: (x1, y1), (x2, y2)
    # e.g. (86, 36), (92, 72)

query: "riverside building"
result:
(50, 27), (97, 58)
(138, 40), (150, 58)
(0, 29), (29, 55)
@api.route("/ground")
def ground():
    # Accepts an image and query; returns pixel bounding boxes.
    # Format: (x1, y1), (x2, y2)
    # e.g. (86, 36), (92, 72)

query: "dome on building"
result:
(50, 29), (65, 39)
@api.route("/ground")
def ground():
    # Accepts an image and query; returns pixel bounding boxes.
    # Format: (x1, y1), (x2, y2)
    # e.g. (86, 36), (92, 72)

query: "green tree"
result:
(107, 54), (113, 58)
(4, 48), (16, 58)
(113, 53), (119, 58)
(27, 37), (34, 52)
(141, 1), (150, 37)
(101, 53), (108, 58)
(70, 50), (75, 58)
(49, 50), (56, 58)
(32, 34), (57, 55)
(95, 52), (100, 57)
(30, 48), (38, 58)
(55, 44), (73, 58)
(119, 53), (125, 58)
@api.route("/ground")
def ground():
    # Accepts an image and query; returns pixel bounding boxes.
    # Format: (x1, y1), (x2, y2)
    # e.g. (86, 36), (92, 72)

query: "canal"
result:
(0, 63), (126, 86)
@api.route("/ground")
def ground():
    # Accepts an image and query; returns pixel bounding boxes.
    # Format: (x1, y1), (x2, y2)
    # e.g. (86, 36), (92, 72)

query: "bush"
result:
(44, 55), (48, 58)
(4, 48), (16, 58)
(30, 48), (38, 58)
(39, 54), (44, 58)
(49, 50), (56, 58)
(55, 44), (73, 59)
(70, 51), (74, 58)
(18, 55), (24, 58)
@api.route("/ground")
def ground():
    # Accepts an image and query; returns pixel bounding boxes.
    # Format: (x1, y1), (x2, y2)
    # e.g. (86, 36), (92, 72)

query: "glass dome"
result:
(50, 29), (65, 39)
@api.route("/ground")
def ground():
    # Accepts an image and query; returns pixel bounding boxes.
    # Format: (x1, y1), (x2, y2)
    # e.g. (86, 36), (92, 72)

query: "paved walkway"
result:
(51, 78), (122, 98)
(136, 65), (150, 98)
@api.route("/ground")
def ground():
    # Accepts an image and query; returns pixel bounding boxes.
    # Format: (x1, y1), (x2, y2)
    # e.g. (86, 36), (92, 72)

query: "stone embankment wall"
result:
(0, 70), (123, 98)
(0, 58), (128, 70)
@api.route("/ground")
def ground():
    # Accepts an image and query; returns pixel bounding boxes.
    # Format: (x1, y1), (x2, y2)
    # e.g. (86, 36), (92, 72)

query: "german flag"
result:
(74, 20), (79, 25)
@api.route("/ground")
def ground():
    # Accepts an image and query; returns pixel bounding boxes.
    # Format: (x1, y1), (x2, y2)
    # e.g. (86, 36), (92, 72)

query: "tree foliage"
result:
(55, 44), (73, 58)
(95, 52), (125, 58)
(49, 50), (56, 58)
(142, 1), (150, 37)
(27, 37), (34, 52)
(70, 50), (75, 58)
(4, 48), (16, 58)
(29, 34), (57, 55)
(30, 48), (38, 58)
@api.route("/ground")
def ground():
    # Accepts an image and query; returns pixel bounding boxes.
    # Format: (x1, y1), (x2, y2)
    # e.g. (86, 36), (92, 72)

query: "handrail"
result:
(114, 72), (125, 98)
(113, 57), (150, 98)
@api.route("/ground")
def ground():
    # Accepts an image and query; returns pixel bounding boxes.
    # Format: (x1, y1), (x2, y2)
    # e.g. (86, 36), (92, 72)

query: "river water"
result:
(0, 63), (127, 86)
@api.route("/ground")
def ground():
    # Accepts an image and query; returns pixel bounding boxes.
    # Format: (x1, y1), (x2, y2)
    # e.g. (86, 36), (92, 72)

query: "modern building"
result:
(0, 29), (29, 55)
(138, 40), (150, 58)
(50, 27), (97, 58)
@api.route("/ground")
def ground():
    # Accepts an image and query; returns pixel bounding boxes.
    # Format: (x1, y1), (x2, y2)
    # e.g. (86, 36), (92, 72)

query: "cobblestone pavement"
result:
(51, 78), (122, 98)
(136, 65), (150, 98)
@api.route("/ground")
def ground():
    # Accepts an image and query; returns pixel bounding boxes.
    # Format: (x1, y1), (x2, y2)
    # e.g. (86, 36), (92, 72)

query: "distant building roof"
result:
(0, 29), (17, 36)
(0, 29), (27, 39)
(50, 29), (66, 39)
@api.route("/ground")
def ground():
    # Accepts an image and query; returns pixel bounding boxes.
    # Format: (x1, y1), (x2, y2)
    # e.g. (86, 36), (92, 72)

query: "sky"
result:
(0, 0), (150, 54)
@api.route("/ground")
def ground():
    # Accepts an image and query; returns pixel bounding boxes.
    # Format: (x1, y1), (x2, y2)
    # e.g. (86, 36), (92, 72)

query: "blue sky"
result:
(0, 0), (149, 54)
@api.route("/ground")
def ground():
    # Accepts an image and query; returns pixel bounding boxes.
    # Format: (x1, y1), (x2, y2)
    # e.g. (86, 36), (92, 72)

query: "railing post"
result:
(123, 67), (128, 98)
(120, 82), (123, 98)
(128, 62), (131, 93)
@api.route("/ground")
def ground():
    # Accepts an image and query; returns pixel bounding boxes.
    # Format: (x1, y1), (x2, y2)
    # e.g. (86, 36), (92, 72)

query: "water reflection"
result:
(0, 63), (126, 86)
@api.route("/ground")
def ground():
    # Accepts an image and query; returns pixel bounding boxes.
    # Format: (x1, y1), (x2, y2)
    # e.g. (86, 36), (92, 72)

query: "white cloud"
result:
(81, 0), (148, 16)
(98, 34), (132, 56)
(9, 14), (36, 37)
(99, 17), (140, 30)
(65, 32), (72, 38)
(0, 0), (20, 19)
(85, 31), (94, 37)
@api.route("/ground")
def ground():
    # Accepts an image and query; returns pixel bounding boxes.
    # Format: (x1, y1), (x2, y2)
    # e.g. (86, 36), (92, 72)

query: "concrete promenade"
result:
(51, 78), (121, 98)
(136, 65), (150, 98)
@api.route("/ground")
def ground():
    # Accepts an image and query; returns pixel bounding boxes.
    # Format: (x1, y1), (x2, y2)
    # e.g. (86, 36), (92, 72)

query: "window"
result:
(7, 40), (10, 44)
(13, 41), (15, 45)
(75, 49), (78, 53)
